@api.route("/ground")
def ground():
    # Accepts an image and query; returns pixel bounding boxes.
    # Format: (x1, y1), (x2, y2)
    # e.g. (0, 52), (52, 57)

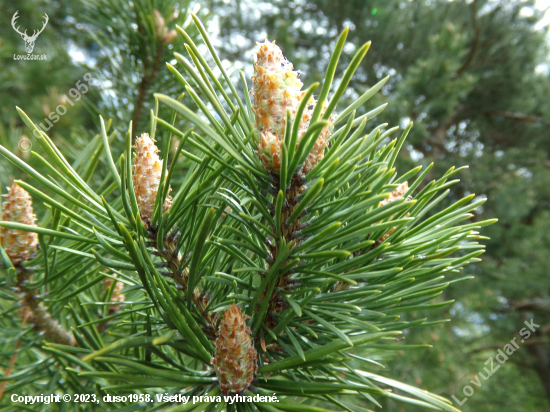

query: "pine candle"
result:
(212, 304), (258, 394)
(132, 133), (172, 226)
(252, 40), (333, 174)
(0, 183), (38, 264)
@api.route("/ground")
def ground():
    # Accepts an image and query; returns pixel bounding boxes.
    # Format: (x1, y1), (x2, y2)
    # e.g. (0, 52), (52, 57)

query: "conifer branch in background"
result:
(131, 11), (178, 136)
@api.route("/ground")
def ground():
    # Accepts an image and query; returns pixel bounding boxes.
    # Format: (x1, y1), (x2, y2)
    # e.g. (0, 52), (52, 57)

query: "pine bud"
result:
(252, 40), (334, 174)
(0, 183), (38, 264)
(103, 274), (125, 313)
(162, 30), (178, 44)
(212, 304), (257, 394)
(153, 9), (166, 39)
(379, 182), (410, 208)
(252, 40), (304, 137)
(377, 182), (411, 243)
(153, 10), (177, 43)
(132, 133), (172, 227)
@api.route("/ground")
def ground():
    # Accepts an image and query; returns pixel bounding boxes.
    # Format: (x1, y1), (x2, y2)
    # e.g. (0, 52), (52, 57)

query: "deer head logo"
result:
(12, 11), (49, 54)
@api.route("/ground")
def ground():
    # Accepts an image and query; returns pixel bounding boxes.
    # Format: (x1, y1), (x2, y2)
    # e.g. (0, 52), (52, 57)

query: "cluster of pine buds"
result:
(251, 40), (333, 174)
(212, 304), (257, 394)
(0, 183), (38, 265)
(132, 133), (172, 226)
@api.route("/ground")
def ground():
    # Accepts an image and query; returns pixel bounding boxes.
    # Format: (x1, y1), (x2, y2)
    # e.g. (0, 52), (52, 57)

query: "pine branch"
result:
(0, 14), (496, 410)
(1, 183), (75, 347)
(147, 226), (217, 331)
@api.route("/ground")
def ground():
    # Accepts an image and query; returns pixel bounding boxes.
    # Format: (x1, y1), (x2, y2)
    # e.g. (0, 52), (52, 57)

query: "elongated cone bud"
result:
(153, 9), (166, 38)
(103, 274), (125, 313)
(1, 183), (38, 264)
(27, 300), (77, 346)
(132, 133), (172, 227)
(152, 9), (177, 44)
(377, 182), (411, 242)
(212, 304), (257, 394)
(252, 40), (334, 174)
(2, 184), (76, 346)
(16, 285), (77, 347)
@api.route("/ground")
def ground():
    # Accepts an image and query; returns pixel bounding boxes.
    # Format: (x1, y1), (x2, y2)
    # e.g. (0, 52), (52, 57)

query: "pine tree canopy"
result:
(0, 11), (497, 412)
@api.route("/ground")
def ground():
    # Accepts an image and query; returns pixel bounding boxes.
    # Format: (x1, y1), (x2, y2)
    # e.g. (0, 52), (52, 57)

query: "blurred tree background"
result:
(0, 0), (206, 211)
(1, 0), (549, 411)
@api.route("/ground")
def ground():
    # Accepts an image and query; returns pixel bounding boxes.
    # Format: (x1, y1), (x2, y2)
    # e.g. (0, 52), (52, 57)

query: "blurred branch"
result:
(483, 111), (543, 123)
(426, 109), (461, 157)
(507, 358), (538, 369)
(132, 42), (164, 137)
(526, 341), (550, 402)
(455, 0), (480, 77)
(469, 338), (550, 354)
(495, 300), (550, 313)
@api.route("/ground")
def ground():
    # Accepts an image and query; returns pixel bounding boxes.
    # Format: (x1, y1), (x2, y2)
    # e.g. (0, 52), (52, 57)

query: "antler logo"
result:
(12, 11), (49, 54)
